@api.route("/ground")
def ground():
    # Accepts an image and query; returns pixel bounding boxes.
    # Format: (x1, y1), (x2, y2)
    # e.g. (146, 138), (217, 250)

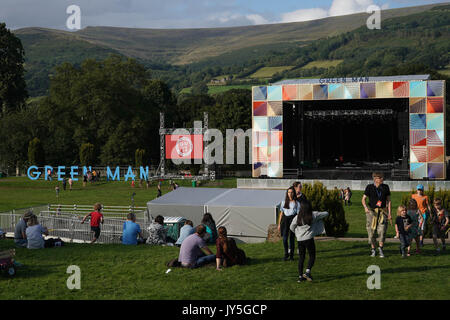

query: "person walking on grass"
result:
(81, 203), (104, 243)
(278, 187), (300, 261)
(431, 198), (449, 254)
(406, 199), (421, 255)
(68, 177), (73, 191)
(290, 200), (328, 282)
(395, 205), (413, 258)
(411, 184), (431, 247)
(362, 172), (392, 258)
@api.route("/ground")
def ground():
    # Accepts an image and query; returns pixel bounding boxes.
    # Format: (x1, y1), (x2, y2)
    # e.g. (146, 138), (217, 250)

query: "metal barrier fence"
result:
(0, 211), (153, 244)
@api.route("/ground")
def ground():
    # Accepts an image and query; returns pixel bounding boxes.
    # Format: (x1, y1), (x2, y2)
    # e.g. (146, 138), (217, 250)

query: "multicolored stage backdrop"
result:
(252, 75), (446, 180)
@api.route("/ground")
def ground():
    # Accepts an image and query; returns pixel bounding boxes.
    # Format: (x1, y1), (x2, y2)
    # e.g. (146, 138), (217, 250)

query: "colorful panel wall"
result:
(252, 81), (446, 179)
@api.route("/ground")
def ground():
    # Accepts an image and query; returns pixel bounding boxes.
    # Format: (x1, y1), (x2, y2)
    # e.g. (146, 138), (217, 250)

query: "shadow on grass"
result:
(313, 264), (450, 283)
(12, 264), (59, 279)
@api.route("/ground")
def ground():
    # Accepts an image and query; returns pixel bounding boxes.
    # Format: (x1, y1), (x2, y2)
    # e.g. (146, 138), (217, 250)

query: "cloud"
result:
(279, 0), (391, 23)
(246, 14), (269, 25)
(328, 0), (374, 17)
(280, 8), (329, 23)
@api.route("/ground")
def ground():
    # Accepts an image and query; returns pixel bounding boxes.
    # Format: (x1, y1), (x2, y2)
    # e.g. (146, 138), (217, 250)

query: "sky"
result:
(1, 0), (448, 30)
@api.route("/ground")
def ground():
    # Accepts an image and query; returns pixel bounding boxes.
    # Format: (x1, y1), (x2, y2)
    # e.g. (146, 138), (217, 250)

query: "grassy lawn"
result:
(0, 177), (449, 300)
(0, 177), (237, 212)
(301, 60), (343, 69)
(249, 66), (294, 79)
(1, 239), (448, 300)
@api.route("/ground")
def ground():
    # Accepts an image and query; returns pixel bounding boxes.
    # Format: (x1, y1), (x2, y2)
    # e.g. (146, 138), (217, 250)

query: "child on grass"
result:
(81, 203), (104, 244)
(411, 184), (431, 247)
(431, 198), (449, 253)
(406, 199), (421, 255)
(395, 205), (412, 258)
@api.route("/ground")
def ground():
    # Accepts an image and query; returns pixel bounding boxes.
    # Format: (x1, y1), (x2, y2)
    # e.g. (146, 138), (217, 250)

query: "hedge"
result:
(302, 182), (349, 237)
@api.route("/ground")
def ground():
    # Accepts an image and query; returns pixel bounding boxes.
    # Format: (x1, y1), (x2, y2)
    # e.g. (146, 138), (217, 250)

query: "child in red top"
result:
(81, 203), (104, 243)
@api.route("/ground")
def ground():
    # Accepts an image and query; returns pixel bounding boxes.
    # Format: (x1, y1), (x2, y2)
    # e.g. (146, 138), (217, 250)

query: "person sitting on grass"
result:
(146, 215), (167, 245)
(431, 198), (449, 253)
(215, 226), (246, 271)
(81, 203), (104, 244)
(290, 200), (328, 283)
(395, 205), (413, 258)
(201, 213), (218, 244)
(122, 212), (145, 245)
(178, 225), (215, 268)
(406, 199), (421, 255)
(26, 214), (49, 249)
(175, 220), (194, 247)
(14, 211), (33, 248)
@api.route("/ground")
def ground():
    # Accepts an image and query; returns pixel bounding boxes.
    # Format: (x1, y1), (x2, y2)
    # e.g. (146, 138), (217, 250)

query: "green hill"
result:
(11, 2), (450, 96)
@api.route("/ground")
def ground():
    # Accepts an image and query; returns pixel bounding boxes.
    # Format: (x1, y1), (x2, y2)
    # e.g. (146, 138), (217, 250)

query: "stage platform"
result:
(237, 178), (450, 192)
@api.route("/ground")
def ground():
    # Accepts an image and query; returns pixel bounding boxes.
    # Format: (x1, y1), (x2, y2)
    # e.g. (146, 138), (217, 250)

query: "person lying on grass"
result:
(81, 203), (104, 244)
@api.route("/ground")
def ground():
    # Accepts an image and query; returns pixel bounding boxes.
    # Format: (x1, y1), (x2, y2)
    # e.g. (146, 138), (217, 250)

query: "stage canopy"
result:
(147, 187), (285, 242)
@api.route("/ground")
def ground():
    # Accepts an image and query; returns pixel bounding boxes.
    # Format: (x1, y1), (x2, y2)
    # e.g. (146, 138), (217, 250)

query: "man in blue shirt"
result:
(122, 212), (144, 245)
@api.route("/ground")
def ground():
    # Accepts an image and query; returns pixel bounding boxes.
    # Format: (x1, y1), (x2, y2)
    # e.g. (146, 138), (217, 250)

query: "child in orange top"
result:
(411, 184), (431, 247)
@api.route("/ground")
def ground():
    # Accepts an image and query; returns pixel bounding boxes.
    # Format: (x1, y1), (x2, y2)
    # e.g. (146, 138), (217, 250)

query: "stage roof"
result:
(273, 74), (430, 85)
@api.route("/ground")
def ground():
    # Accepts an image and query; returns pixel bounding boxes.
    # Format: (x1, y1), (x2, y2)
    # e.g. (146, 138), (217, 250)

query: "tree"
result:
(191, 82), (209, 95)
(0, 23), (27, 115)
(28, 138), (45, 166)
(79, 143), (95, 166)
(135, 149), (146, 167)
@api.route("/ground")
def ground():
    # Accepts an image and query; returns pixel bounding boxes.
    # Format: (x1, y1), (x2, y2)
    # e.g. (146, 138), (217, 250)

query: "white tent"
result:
(147, 187), (229, 225)
(146, 187), (285, 243)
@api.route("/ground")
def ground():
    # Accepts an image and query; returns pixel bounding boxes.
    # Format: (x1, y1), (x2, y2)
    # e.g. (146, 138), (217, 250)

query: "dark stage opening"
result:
(283, 98), (409, 178)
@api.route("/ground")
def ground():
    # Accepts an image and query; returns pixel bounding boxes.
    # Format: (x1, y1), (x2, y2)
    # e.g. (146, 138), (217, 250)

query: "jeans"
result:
(193, 254), (216, 268)
(283, 231), (295, 257)
(399, 233), (410, 255)
(14, 239), (27, 248)
(298, 238), (316, 274)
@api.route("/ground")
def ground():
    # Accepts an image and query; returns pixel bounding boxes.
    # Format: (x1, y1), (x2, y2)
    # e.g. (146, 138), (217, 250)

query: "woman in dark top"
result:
(201, 213), (218, 244)
(278, 187), (300, 261)
(215, 226), (246, 270)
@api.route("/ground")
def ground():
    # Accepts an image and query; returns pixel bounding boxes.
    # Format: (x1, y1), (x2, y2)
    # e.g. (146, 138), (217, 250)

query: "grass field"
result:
(0, 177), (237, 212)
(1, 239), (448, 300)
(0, 177), (449, 300)
(301, 60), (343, 70)
(249, 66), (294, 79)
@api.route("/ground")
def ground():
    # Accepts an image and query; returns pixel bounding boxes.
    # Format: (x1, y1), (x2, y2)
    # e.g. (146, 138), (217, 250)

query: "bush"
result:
(302, 182), (349, 237)
(400, 184), (450, 238)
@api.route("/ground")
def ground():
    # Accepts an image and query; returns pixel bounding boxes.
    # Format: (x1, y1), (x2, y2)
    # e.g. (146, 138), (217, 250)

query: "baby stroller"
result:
(0, 249), (16, 277)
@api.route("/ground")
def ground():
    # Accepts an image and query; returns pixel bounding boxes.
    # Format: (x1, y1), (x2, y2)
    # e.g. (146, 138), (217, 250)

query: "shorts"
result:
(433, 224), (447, 238)
(91, 226), (101, 238)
